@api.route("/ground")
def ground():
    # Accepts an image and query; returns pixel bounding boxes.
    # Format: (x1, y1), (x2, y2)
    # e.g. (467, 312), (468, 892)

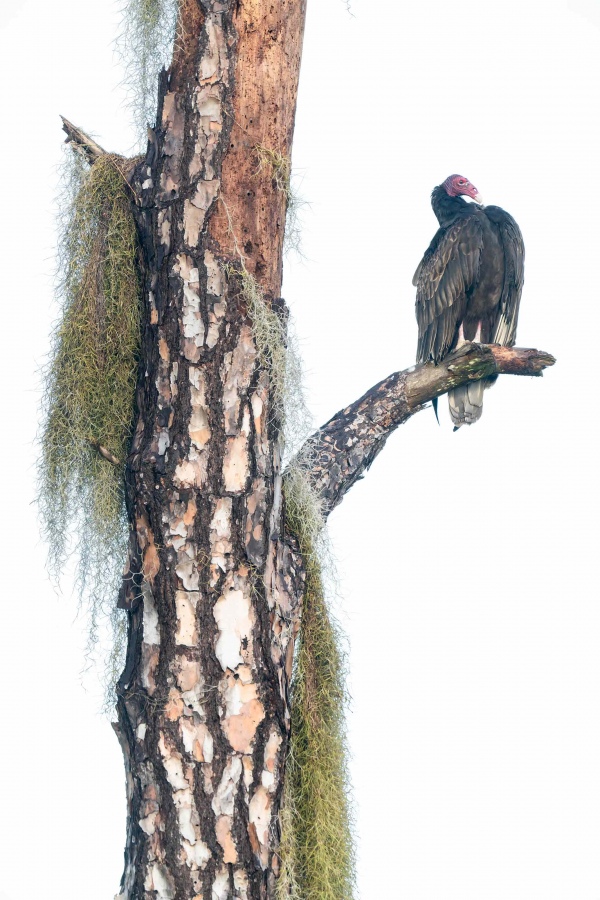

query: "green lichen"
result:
(39, 150), (141, 694)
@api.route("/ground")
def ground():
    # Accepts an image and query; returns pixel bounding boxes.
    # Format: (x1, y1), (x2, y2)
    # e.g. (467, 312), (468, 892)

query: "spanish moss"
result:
(116, 0), (179, 141)
(39, 150), (141, 698)
(280, 465), (356, 900)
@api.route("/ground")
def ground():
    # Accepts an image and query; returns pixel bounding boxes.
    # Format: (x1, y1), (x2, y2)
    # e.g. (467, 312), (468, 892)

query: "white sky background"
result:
(0, 0), (598, 897)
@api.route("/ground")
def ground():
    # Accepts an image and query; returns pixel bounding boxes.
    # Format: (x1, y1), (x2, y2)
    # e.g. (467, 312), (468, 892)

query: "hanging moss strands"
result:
(39, 152), (141, 684)
(279, 468), (356, 900)
(117, 0), (179, 141)
(287, 565), (355, 899)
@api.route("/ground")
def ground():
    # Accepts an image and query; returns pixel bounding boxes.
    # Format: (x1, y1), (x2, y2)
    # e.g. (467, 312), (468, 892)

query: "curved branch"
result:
(297, 343), (555, 518)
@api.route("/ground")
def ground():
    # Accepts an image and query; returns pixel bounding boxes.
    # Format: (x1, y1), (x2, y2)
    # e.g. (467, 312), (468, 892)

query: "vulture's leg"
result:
(449, 321), (486, 428)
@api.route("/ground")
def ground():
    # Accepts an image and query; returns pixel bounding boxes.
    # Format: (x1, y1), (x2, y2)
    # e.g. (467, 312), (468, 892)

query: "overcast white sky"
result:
(0, 0), (599, 898)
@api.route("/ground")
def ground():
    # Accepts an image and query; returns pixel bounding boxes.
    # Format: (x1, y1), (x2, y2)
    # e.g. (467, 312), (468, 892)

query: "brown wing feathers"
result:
(415, 217), (484, 364)
(484, 206), (525, 348)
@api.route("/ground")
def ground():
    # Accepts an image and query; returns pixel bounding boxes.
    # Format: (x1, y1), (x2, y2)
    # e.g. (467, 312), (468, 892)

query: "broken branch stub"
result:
(60, 116), (106, 165)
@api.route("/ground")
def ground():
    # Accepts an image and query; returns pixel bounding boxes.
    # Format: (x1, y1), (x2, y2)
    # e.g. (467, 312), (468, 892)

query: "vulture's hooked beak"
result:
(473, 193), (485, 206)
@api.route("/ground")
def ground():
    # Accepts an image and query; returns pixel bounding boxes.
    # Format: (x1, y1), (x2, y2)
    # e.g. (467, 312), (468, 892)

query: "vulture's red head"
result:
(443, 174), (483, 204)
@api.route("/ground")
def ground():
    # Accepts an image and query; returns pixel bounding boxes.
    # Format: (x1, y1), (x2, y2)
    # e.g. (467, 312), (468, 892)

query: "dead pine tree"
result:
(39, 1), (555, 898)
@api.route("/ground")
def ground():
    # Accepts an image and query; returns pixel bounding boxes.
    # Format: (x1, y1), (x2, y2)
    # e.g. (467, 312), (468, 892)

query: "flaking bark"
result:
(112, 2), (308, 898)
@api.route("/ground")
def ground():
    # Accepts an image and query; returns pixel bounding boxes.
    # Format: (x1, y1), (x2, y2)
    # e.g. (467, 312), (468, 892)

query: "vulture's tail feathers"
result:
(432, 397), (440, 425)
(448, 380), (486, 429)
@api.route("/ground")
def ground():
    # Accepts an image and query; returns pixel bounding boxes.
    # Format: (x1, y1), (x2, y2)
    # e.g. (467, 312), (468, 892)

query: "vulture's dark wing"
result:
(414, 215), (484, 363)
(484, 205), (525, 347)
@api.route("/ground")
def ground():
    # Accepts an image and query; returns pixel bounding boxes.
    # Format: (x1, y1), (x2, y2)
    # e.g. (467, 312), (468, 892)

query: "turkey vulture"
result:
(413, 174), (524, 428)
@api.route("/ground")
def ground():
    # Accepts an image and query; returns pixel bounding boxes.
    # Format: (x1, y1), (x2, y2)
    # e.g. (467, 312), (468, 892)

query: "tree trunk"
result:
(114, 1), (307, 897)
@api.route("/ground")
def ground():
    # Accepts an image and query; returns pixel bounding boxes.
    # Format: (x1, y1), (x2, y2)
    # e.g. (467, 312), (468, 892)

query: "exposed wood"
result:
(60, 116), (106, 164)
(208, 0), (308, 296)
(483, 344), (556, 375)
(300, 343), (556, 517)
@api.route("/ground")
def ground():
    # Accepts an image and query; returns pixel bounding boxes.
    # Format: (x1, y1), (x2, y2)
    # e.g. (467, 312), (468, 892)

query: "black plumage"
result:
(414, 176), (524, 427)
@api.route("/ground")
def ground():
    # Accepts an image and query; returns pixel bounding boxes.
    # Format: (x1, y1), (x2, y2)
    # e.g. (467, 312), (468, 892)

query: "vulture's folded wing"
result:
(484, 206), (525, 347)
(415, 216), (483, 364)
